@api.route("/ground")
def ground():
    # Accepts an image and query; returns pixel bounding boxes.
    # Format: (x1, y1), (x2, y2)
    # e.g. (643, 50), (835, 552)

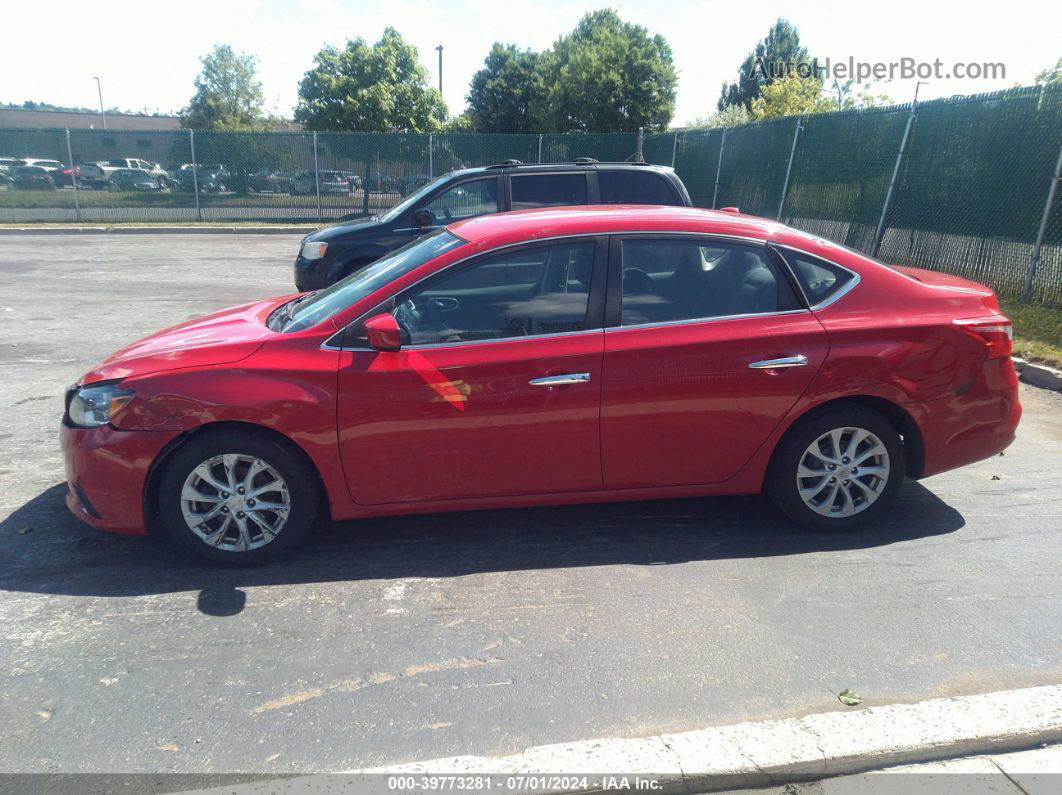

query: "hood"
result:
(309, 215), (382, 241)
(81, 295), (296, 384)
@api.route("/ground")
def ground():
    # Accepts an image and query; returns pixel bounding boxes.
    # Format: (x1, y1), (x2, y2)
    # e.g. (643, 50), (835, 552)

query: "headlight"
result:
(66, 382), (134, 428)
(301, 241), (328, 260)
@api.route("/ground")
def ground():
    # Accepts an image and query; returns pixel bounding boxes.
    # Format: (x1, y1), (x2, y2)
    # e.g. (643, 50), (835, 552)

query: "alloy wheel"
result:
(796, 427), (891, 518)
(180, 453), (290, 551)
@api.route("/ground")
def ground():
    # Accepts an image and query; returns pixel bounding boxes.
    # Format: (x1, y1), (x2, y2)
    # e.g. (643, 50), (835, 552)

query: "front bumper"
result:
(293, 254), (333, 292)
(60, 422), (181, 535)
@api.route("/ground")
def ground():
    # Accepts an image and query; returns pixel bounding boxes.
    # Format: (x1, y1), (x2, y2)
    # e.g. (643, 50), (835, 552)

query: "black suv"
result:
(292, 160), (692, 291)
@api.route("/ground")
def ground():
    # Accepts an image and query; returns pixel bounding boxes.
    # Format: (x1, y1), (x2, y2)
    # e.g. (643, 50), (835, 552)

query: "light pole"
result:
(92, 76), (106, 130)
(435, 45), (443, 94)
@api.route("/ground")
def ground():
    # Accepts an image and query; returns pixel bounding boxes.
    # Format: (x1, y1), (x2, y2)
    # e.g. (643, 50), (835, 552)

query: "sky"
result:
(1, 0), (1058, 126)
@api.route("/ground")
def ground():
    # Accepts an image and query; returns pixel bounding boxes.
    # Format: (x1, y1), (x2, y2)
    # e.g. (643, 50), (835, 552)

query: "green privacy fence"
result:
(2, 84), (1061, 302)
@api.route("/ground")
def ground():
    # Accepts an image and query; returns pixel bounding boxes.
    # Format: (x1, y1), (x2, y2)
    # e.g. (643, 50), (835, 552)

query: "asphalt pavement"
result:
(1, 235), (1060, 774)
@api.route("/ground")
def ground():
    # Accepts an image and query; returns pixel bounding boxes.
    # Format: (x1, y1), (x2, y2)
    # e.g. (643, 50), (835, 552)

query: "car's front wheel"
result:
(767, 407), (905, 532)
(156, 429), (318, 565)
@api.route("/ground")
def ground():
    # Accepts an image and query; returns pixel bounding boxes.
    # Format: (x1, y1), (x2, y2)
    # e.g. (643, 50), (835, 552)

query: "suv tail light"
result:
(954, 316), (1013, 359)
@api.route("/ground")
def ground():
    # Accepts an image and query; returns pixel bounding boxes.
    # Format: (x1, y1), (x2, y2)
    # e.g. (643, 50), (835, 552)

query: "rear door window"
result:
(510, 174), (588, 210)
(776, 248), (856, 306)
(599, 171), (678, 205)
(619, 239), (801, 326)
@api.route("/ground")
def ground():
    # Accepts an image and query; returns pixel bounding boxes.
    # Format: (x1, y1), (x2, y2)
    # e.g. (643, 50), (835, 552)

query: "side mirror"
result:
(413, 208), (435, 228)
(364, 313), (403, 352)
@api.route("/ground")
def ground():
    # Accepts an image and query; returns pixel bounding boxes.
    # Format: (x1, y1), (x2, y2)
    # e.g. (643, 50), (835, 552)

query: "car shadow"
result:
(2, 481), (964, 612)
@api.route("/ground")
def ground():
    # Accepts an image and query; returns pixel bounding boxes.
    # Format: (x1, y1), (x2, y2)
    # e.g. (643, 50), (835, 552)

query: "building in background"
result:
(0, 107), (301, 131)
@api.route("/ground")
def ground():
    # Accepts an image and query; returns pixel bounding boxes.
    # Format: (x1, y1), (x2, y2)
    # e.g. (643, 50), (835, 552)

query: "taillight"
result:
(954, 316), (1013, 359)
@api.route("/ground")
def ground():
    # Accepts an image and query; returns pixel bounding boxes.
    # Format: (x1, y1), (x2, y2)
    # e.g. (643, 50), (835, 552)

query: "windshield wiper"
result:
(273, 292), (317, 331)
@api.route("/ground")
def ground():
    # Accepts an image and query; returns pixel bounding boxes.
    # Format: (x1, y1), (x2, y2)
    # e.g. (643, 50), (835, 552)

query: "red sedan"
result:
(60, 206), (1021, 564)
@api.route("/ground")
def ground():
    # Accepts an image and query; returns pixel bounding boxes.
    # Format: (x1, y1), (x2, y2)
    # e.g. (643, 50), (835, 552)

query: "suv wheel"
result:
(767, 407), (905, 532)
(157, 430), (318, 565)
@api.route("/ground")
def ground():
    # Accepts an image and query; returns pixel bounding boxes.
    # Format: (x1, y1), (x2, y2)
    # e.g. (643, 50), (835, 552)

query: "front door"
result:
(337, 237), (608, 505)
(601, 235), (829, 488)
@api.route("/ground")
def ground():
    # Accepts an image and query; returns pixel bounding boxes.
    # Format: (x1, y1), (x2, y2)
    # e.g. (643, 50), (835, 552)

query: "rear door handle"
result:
(529, 373), (592, 387)
(748, 355), (808, 369)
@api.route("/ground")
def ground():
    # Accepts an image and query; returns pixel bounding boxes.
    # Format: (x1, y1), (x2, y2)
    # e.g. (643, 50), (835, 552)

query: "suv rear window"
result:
(777, 248), (856, 306)
(511, 174), (587, 210)
(599, 171), (677, 205)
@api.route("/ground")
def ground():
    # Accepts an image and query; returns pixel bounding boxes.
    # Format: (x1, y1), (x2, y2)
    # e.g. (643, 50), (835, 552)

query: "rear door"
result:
(601, 235), (829, 488)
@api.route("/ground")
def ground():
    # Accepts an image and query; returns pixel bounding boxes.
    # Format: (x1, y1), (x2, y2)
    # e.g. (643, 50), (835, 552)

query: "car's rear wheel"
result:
(156, 429), (318, 565)
(767, 407), (904, 532)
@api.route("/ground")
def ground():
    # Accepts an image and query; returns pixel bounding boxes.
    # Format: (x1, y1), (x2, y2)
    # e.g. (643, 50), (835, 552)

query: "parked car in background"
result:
(178, 164), (230, 193)
(401, 174), (432, 196)
(22, 158), (66, 172)
(13, 165), (56, 190)
(51, 165), (82, 188)
(342, 172), (362, 192)
(0, 156), (25, 177)
(294, 160), (692, 290)
(108, 168), (164, 191)
(249, 169), (292, 193)
(61, 205), (1021, 564)
(80, 158), (170, 190)
(290, 170), (349, 195)
(365, 172), (402, 193)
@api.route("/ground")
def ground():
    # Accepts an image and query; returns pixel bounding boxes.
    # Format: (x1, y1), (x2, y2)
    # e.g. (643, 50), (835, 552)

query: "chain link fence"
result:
(1, 84), (1060, 302)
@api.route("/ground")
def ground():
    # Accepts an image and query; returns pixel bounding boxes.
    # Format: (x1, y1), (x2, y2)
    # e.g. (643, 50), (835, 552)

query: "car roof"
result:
(447, 205), (779, 247)
(445, 161), (677, 179)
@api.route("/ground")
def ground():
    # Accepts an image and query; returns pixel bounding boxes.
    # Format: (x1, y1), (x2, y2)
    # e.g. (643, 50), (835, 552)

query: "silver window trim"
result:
(772, 243), (862, 310)
(608, 308), (812, 334)
(323, 230), (772, 351)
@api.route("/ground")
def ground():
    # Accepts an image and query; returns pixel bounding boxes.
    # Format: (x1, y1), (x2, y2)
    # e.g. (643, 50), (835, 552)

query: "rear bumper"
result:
(60, 422), (181, 535)
(913, 357), (1022, 478)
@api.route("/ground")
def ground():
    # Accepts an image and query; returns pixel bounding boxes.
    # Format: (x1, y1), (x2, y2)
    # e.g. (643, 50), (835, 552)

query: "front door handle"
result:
(529, 373), (592, 387)
(748, 355), (808, 369)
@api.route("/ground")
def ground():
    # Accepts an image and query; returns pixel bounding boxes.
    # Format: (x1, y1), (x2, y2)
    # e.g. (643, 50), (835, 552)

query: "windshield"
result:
(280, 230), (466, 333)
(377, 174), (452, 223)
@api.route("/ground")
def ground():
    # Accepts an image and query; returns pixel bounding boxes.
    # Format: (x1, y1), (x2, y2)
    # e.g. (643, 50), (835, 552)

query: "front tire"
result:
(156, 429), (319, 565)
(767, 407), (904, 532)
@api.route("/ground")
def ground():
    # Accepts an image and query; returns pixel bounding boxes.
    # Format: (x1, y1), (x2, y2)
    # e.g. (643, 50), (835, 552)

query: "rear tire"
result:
(767, 406), (905, 532)
(156, 429), (319, 565)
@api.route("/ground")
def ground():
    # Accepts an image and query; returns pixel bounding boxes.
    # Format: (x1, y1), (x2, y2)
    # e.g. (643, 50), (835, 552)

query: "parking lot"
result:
(1, 234), (1061, 774)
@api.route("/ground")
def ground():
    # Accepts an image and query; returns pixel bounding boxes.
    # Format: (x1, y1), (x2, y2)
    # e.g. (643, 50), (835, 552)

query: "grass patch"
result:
(1000, 297), (1062, 369)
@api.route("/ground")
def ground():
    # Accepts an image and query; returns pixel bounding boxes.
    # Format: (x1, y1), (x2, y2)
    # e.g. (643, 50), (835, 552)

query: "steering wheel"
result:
(424, 298), (458, 341)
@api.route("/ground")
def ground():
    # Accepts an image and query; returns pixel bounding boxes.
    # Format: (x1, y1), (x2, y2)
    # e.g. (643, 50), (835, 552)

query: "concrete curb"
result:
(0, 225), (315, 235)
(1013, 356), (1062, 393)
(351, 685), (1062, 792)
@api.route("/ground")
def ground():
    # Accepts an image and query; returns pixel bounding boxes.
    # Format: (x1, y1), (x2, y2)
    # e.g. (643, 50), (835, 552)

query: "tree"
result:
(748, 75), (835, 120)
(294, 28), (446, 132)
(828, 79), (892, 110)
(1036, 57), (1062, 85)
(180, 44), (266, 130)
(687, 104), (751, 130)
(718, 19), (810, 111)
(536, 9), (677, 132)
(466, 44), (542, 133)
